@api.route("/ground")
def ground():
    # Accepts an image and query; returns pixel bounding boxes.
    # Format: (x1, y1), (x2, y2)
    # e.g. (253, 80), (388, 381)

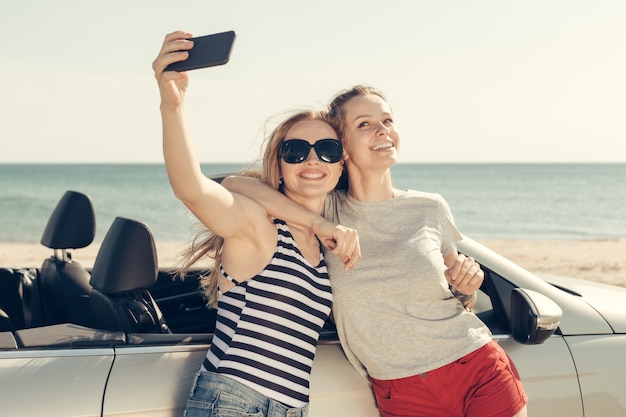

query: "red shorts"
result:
(370, 340), (527, 417)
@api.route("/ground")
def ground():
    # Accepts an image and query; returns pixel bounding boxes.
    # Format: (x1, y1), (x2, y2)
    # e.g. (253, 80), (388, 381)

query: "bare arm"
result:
(222, 175), (360, 269)
(153, 31), (263, 239)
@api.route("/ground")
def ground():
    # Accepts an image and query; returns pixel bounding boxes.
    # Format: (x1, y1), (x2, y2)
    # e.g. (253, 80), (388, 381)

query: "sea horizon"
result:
(1, 162), (625, 244)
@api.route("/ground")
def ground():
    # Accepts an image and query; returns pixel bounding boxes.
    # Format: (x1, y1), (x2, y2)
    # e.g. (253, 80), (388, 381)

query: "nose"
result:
(376, 122), (390, 136)
(304, 148), (320, 163)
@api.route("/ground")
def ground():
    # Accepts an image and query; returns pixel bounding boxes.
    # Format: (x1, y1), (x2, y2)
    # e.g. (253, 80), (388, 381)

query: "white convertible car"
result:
(1, 190), (625, 416)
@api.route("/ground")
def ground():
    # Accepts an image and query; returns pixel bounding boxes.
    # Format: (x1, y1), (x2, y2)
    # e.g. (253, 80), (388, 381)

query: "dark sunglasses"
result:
(279, 139), (343, 164)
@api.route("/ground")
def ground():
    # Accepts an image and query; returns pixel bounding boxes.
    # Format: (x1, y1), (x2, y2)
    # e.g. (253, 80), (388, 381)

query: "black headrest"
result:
(89, 217), (158, 295)
(40, 191), (95, 250)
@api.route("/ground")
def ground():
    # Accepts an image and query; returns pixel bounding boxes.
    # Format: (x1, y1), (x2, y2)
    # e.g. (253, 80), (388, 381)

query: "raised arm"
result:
(153, 31), (261, 239)
(222, 175), (360, 269)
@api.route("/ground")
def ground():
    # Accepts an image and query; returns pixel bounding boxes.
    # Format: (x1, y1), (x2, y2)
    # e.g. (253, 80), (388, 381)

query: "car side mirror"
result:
(511, 288), (562, 345)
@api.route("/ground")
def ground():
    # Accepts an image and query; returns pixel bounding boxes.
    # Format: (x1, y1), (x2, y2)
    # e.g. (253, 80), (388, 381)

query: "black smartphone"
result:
(165, 31), (236, 72)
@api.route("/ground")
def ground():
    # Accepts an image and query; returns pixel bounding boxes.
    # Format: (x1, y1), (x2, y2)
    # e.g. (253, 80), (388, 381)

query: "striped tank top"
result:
(202, 219), (333, 408)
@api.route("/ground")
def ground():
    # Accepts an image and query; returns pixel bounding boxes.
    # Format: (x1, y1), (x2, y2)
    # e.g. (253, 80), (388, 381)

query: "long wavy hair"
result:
(175, 109), (332, 307)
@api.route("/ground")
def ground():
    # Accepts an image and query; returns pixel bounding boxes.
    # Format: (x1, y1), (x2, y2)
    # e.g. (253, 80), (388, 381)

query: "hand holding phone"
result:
(165, 31), (236, 72)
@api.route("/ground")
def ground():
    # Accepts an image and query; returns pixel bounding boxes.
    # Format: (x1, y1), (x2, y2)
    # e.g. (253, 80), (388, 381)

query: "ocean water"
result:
(1, 163), (624, 244)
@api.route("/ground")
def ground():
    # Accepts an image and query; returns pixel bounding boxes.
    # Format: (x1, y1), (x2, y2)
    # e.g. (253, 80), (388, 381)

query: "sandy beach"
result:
(478, 239), (626, 288)
(1, 239), (624, 288)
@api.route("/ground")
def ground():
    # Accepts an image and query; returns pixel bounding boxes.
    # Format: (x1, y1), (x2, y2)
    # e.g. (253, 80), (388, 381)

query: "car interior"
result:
(0, 190), (215, 350)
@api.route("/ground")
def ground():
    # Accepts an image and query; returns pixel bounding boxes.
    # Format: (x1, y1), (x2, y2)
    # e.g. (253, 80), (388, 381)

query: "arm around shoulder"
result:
(222, 176), (360, 269)
(222, 175), (321, 228)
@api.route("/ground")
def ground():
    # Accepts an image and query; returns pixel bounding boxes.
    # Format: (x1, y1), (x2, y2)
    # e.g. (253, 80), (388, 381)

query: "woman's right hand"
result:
(152, 30), (194, 109)
(312, 217), (361, 270)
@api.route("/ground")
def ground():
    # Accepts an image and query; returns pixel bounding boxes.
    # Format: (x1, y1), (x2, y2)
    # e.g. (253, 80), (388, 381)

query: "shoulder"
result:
(401, 189), (446, 205)
(400, 191), (457, 219)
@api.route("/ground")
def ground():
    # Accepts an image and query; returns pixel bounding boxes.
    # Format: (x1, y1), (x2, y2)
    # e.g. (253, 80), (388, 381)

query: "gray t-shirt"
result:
(323, 190), (492, 380)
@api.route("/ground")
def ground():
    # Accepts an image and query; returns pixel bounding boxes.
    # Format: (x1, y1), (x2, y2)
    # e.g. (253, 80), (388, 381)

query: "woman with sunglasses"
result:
(153, 31), (359, 417)
(224, 85), (528, 417)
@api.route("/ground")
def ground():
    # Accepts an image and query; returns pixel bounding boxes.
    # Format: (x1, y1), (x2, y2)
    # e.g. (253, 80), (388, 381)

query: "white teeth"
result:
(300, 172), (324, 179)
(372, 142), (394, 151)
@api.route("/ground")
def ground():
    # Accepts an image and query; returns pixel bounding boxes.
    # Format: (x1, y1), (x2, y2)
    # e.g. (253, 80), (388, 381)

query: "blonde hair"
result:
(176, 109), (333, 307)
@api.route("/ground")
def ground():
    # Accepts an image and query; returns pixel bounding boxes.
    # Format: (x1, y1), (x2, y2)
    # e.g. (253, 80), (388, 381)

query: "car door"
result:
(101, 336), (380, 417)
(309, 343), (379, 416)
(0, 342), (114, 417)
(102, 341), (209, 417)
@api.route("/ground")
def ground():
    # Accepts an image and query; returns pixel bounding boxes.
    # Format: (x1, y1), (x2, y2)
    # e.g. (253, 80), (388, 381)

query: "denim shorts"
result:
(184, 371), (308, 417)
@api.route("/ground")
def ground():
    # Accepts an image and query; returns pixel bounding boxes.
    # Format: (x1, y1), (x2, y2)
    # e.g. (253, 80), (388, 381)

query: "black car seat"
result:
(39, 190), (96, 327)
(0, 268), (36, 331)
(0, 310), (12, 332)
(0, 268), (18, 331)
(89, 217), (169, 333)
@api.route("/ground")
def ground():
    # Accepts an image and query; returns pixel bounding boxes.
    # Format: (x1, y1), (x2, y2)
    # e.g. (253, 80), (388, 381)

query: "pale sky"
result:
(1, 0), (624, 163)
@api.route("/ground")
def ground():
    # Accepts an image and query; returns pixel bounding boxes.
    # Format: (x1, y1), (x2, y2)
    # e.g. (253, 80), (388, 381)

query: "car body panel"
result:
(310, 343), (379, 416)
(542, 273), (626, 333)
(101, 342), (380, 417)
(564, 334), (626, 416)
(103, 344), (208, 417)
(0, 348), (113, 417)
(496, 335), (583, 417)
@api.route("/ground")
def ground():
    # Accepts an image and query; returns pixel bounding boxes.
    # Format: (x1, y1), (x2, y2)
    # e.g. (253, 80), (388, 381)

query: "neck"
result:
(347, 168), (396, 202)
(282, 192), (325, 215)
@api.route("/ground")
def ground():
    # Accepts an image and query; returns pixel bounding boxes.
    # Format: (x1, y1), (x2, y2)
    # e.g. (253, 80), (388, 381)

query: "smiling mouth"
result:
(299, 171), (325, 179)
(371, 142), (394, 151)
